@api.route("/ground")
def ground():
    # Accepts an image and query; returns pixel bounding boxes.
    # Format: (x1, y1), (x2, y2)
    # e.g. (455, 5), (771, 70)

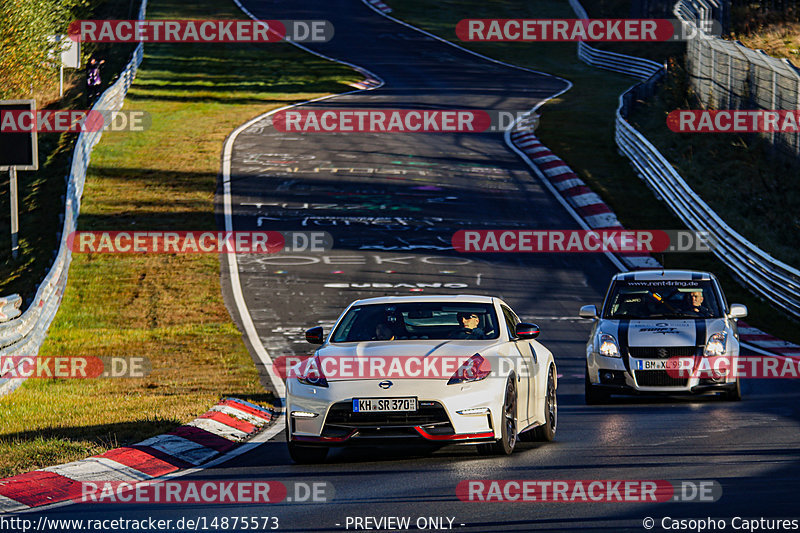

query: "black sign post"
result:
(0, 100), (39, 259)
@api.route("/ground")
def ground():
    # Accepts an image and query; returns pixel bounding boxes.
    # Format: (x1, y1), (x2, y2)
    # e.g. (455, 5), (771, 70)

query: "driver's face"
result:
(460, 314), (479, 329)
(690, 292), (704, 307)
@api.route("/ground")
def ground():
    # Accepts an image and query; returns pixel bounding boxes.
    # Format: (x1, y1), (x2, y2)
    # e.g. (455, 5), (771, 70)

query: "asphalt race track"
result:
(26, 0), (800, 531)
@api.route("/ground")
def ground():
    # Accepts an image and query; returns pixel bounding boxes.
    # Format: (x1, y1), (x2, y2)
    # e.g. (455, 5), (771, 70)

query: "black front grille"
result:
(628, 346), (701, 359)
(324, 400), (451, 428)
(634, 370), (688, 387)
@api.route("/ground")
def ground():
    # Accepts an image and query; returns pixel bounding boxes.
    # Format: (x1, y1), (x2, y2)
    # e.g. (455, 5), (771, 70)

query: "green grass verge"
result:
(389, 0), (800, 342)
(0, 0), (360, 478)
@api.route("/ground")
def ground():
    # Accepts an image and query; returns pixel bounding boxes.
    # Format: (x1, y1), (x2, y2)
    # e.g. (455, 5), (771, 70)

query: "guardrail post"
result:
(710, 46), (716, 107)
(771, 67), (777, 145)
(727, 49), (733, 108)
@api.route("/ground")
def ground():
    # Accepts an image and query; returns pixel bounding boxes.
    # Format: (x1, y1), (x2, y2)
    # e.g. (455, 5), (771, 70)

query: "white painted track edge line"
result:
(224, 0), (388, 405)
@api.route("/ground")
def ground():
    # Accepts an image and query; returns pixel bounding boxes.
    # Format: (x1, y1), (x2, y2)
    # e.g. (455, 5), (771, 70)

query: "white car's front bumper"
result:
(286, 377), (504, 444)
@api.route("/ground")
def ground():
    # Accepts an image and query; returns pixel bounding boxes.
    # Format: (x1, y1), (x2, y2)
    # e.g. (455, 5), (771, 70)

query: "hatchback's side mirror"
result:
(579, 305), (598, 319)
(516, 323), (540, 339)
(729, 304), (748, 319)
(305, 326), (324, 344)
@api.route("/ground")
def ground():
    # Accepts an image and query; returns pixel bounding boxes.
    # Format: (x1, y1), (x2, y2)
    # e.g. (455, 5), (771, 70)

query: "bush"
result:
(0, 0), (86, 100)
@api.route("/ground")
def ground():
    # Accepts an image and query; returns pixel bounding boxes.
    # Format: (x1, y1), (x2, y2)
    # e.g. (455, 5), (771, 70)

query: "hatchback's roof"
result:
(613, 270), (713, 282)
(352, 294), (496, 305)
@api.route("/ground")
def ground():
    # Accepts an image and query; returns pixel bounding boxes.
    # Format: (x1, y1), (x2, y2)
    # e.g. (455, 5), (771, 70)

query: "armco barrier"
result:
(568, 0), (800, 320)
(0, 0), (148, 396)
(0, 295), (21, 322)
(568, 0), (665, 80)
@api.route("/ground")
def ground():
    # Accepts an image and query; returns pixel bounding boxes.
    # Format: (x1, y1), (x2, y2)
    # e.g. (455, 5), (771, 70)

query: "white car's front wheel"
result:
(286, 416), (329, 464)
(533, 365), (557, 442)
(477, 375), (517, 456)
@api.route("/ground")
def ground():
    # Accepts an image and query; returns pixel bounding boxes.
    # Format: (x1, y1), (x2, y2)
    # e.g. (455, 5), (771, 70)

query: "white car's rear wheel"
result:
(477, 375), (517, 455)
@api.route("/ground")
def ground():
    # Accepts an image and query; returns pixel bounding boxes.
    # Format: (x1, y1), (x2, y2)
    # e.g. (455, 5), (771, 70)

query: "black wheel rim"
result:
(548, 369), (557, 433)
(505, 378), (517, 449)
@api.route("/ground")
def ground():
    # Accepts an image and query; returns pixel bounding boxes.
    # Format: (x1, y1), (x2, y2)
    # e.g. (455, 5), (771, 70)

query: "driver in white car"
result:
(450, 312), (487, 339)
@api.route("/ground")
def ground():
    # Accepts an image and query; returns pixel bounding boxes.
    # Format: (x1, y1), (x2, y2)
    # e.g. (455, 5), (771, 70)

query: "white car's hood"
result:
(314, 339), (501, 381)
(317, 339), (501, 359)
(600, 318), (727, 347)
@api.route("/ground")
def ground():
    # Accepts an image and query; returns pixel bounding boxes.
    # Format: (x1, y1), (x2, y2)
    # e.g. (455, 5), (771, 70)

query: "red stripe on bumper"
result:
(292, 430), (357, 443)
(414, 427), (494, 441)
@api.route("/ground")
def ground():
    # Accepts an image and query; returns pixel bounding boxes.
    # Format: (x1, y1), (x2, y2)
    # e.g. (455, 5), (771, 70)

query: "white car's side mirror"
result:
(729, 303), (748, 319)
(579, 305), (598, 319)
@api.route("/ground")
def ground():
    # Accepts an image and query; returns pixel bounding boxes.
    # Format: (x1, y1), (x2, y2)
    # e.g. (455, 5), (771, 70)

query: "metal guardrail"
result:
(673, 0), (726, 31)
(568, 0), (664, 80)
(577, 42), (664, 80)
(0, 0), (148, 395)
(569, 0), (800, 319)
(0, 295), (21, 322)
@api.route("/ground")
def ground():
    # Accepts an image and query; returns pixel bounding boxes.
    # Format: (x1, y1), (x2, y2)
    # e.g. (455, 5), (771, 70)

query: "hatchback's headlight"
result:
(598, 334), (621, 357)
(704, 332), (727, 357)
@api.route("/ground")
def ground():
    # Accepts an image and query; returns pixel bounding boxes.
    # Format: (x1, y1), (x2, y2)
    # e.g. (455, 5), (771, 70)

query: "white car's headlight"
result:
(704, 332), (727, 357)
(447, 353), (491, 385)
(598, 333), (621, 358)
(296, 356), (329, 387)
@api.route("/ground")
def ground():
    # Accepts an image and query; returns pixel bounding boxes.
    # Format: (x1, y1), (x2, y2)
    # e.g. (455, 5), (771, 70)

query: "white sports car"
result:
(285, 295), (558, 463)
(581, 269), (748, 403)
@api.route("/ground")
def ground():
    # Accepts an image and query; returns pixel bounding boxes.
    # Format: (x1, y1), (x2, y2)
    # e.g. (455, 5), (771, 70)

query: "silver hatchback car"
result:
(580, 270), (748, 403)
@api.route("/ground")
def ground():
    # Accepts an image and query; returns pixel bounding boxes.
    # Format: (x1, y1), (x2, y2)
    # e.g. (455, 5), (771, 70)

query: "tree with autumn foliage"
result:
(0, 0), (87, 100)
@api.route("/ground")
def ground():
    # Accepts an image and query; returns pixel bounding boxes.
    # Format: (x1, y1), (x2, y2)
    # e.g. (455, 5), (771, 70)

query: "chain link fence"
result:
(676, 0), (800, 157)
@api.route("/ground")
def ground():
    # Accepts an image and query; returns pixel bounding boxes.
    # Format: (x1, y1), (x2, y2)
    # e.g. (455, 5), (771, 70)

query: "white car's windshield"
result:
(603, 280), (723, 319)
(331, 302), (500, 342)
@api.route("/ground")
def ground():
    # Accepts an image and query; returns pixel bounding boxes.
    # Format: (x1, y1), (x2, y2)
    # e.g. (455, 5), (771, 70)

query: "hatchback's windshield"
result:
(331, 302), (500, 342)
(603, 280), (723, 319)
